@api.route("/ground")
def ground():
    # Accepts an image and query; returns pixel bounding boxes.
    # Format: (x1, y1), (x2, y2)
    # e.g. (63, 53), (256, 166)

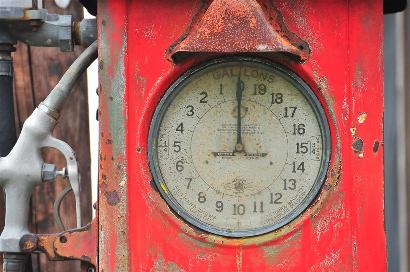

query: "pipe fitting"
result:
(10, 14), (74, 51)
(74, 19), (97, 48)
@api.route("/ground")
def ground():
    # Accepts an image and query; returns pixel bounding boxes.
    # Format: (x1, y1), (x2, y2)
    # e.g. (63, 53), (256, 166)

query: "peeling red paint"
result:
(98, 0), (129, 271)
(98, 0), (386, 271)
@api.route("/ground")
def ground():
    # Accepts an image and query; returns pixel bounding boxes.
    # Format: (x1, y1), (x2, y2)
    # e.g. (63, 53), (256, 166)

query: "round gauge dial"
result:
(148, 58), (330, 237)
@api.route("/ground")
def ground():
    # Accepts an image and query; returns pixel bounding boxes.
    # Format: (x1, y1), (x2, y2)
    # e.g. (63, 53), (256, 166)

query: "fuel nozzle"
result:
(0, 41), (97, 256)
(0, 106), (82, 252)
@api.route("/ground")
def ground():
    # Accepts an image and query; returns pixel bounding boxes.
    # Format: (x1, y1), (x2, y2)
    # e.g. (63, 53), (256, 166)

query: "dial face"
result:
(148, 58), (330, 237)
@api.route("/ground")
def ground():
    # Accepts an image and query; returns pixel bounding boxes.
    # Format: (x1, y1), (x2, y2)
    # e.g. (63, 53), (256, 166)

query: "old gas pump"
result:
(0, 0), (402, 271)
(97, 0), (386, 271)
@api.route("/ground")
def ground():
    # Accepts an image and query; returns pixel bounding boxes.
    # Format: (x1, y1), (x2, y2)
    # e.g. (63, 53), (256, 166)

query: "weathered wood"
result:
(6, 1), (92, 271)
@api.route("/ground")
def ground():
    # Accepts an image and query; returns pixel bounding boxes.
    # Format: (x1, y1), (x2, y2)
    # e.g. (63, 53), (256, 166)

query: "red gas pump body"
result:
(97, 0), (386, 271)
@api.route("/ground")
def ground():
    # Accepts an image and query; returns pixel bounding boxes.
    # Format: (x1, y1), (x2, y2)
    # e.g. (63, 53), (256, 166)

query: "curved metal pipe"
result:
(42, 40), (98, 118)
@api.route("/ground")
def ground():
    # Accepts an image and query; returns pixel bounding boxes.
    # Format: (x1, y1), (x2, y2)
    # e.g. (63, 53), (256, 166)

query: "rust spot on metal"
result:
(261, 229), (301, 263)
(352, 138), (364, 158)
(350, 127), (357, 137)
(357, 113), (367, 123)
(312, 194), (346, 242)
(177, 232), (215, 248)
(326, 155), (342, 188)
(352, 139), (363, 152)
(152, 253), (182, 272)
(104, 190), (120, 206)
(167, 0), (310, 63)
(37, 235), (61, 259)
(54, 219), (98, 268)
(373, 141), (380, 153)
(20, 219), (98, 268)
(236, 249), (243, 271)
(311, 67), (342, 188)
(20, 233), (63, 260)
(351, 113), (367, 157)
(353, 63), (366, 90)
(19, 234), (38, 252)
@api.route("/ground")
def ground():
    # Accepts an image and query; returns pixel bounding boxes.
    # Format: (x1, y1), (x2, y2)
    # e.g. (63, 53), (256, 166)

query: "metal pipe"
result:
(2, 253), (29, 272)
(73, 19), (97, 48)
(0, 49), (16, 157)
(42, 40), (97, 118)
(0, 46), (30, 272)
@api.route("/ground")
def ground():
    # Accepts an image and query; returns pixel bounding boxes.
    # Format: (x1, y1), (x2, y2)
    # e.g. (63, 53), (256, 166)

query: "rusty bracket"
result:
(19, 218), (98, 269)
(167, 0), (310, 63)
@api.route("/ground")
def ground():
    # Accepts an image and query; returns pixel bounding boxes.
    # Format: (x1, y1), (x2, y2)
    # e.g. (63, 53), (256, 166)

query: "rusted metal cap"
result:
(19, 234), (38, 252)
(167, 0), (310, 63)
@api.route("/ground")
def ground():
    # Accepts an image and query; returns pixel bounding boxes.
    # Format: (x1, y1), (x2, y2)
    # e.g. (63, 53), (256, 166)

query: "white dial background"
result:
(149, 59), (330, 237)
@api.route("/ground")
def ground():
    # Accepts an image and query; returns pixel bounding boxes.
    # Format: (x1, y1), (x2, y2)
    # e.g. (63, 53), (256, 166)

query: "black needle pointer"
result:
(234, 76), (245, 153)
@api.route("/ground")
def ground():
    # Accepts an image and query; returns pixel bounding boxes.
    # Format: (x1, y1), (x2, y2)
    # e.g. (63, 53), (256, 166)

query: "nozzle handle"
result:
(42, 136), (82, 228)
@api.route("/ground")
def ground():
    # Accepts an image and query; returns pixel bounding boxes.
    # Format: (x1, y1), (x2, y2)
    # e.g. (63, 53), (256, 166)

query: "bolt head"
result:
(19, 234), (38, 252)
(42, 163), (57, 182)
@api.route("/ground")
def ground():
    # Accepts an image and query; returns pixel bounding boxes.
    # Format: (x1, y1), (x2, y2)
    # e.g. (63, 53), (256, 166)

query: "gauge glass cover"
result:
(148, 58), (330, 237)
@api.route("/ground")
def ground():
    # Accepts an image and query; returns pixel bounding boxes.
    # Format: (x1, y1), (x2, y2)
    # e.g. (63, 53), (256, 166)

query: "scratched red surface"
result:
(98, 0), (386, 271)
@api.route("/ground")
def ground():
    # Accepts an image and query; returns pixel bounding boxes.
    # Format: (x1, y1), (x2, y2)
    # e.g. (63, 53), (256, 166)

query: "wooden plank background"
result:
(1, 1), (93, 271)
